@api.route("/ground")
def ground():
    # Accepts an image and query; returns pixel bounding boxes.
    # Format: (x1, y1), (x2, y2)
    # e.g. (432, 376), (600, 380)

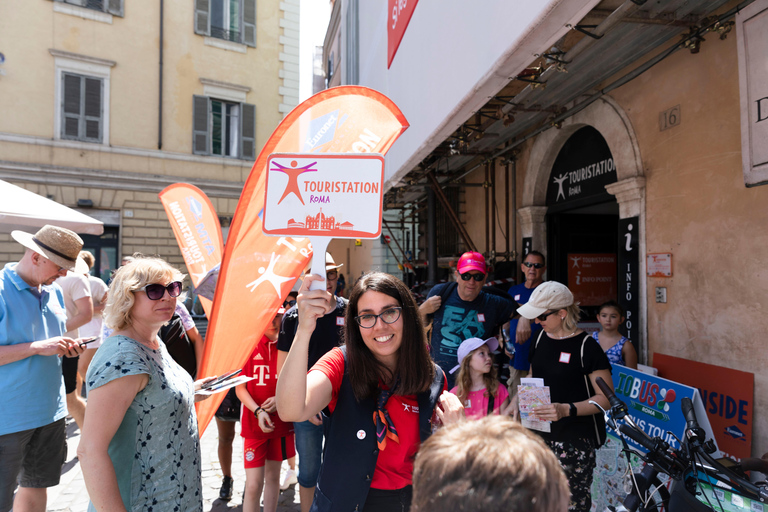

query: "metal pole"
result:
(158, 0), (164, 150)
(427, 187), (437, 285)
(426, 172), (477, 253)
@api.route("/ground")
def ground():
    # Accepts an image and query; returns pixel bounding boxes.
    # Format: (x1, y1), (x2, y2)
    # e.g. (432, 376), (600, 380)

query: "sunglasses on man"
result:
(459, 272), (485, 282)
(141, 281), (183, 300)
(523, 262), (545, 269)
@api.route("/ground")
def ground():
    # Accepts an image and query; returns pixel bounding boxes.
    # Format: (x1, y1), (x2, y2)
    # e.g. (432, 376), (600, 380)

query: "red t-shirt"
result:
(240, 335), (293, 439)
(311, 347), (445, 490)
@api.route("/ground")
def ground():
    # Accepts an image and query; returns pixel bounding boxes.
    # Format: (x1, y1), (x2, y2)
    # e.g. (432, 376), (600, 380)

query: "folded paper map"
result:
(518, 377), (552, 433)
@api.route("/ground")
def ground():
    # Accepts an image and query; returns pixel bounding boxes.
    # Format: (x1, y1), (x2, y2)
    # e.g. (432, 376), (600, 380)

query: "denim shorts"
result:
(294, 419), (324, 488)
(0, 418), (67, 512)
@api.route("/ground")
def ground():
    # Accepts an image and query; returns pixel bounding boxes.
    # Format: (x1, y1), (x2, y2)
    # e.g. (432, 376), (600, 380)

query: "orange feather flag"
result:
(195, 86), (409, 434)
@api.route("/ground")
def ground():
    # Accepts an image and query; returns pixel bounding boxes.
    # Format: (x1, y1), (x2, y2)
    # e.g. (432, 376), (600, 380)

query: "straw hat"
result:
(12, 225), (85, 273)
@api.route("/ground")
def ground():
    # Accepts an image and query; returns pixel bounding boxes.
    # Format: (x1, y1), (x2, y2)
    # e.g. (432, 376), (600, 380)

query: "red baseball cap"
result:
(457, 251), (487, 275)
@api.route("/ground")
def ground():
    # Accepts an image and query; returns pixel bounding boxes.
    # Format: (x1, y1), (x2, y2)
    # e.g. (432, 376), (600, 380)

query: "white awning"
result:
(0, 180), (104, 235)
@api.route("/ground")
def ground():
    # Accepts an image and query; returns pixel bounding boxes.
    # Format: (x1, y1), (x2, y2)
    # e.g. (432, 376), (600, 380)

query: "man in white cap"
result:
(276, 253), (347, 512)
(0, 225), (85, 512)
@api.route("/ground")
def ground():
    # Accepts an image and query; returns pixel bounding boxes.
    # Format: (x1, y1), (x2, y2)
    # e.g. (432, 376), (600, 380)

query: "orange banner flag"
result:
(195, 86), (409, 433)
(158, 183), (224, 319)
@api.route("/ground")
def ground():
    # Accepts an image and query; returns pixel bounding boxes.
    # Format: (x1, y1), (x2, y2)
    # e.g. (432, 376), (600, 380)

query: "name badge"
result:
(559, 352), (571, 364)
(477, 313), (486, 322)
(336, 317), (345, 326)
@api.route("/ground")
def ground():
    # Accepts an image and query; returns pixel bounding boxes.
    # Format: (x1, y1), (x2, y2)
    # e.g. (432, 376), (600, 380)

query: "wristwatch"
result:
(568, 403), (577, 417)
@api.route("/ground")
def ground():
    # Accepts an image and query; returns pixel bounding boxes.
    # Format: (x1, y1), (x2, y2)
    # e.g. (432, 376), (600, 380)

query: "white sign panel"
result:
(737, 0), (768, 187)
(263, 153), (385, 239)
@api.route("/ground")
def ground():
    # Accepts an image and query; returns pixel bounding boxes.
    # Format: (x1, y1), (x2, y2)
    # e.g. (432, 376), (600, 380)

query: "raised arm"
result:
(66, 295), (94, 332)
(276, 275), (334, 423)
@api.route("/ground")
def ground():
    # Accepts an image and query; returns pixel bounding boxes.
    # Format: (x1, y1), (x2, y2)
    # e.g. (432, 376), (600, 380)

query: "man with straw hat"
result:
(0, 225), (86, 512)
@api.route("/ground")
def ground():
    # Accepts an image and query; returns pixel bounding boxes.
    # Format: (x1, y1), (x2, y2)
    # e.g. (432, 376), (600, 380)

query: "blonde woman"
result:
(514, 281), (613, 512)
(77, 256), (212, 512)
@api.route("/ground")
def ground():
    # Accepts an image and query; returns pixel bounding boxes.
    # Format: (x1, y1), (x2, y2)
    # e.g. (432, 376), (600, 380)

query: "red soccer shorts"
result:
(243, 433), (296, 468)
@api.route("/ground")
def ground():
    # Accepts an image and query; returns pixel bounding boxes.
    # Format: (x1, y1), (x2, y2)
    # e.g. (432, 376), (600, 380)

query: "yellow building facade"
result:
(0, 0), (299, 279)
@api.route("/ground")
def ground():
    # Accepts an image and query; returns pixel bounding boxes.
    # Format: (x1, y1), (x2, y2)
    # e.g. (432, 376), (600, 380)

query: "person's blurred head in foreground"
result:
(412, 415), (570, 512)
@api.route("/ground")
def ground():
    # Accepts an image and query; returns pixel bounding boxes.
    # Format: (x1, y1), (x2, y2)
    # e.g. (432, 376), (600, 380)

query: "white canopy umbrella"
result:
(0, 180), (104, 235)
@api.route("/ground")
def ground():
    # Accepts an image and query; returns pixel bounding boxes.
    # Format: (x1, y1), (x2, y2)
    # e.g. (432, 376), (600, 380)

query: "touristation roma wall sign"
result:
(263, 153), (385, 239)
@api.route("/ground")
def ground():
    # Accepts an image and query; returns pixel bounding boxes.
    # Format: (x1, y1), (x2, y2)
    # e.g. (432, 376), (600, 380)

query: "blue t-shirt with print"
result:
(507, 282), (543, 371)
(427, 284), (515, 387)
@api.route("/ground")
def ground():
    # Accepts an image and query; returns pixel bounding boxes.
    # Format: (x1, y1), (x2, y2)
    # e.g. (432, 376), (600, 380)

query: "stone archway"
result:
(517, 94), (648, 357)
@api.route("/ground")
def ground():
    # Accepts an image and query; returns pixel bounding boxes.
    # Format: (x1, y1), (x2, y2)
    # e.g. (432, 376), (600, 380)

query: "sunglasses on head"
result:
(460, 272), (485, 282)
(523, 262), (545, 269)
(141, 281), (182, 300)
(536, 310), (558, 321)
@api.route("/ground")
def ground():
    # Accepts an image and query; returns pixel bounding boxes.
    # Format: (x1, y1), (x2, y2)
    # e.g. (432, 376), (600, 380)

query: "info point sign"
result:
(263, 153), (385, 239)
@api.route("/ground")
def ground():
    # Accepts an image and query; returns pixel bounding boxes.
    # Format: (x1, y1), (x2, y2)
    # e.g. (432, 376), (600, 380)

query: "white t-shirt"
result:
(56, 272), (92, 338)
(80, 276), (109, 346)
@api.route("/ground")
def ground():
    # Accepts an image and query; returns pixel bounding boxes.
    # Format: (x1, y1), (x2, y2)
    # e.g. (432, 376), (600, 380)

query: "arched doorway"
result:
(518, 96), (647, 359)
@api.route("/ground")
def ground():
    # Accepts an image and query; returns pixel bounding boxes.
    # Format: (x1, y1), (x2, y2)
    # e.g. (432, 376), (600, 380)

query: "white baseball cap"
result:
(450, 336), (499, 374)
(516, 281), (574, 319)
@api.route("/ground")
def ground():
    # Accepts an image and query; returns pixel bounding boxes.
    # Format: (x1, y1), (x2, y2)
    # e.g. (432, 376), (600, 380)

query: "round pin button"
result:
(357, 430), (366, 440)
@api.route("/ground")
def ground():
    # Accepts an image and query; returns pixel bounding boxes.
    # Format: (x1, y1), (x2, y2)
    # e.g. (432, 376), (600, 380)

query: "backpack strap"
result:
(487, 393), (495, 416)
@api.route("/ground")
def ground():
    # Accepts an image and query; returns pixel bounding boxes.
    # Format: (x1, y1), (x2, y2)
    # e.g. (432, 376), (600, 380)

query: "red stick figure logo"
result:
(271, 160), (318, 205)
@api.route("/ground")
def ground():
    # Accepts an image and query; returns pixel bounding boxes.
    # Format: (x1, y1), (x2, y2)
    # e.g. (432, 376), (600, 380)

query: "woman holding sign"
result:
(514, 281), (613, 512)
(277, 272), (464, 512)
(78, 256), (213, 512)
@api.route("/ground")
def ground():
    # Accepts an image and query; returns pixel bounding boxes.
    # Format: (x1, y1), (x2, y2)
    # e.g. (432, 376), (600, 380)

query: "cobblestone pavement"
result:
(45, 418), (301, 512)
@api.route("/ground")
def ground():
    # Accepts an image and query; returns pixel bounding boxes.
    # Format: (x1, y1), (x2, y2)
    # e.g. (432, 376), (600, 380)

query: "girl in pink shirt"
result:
(450, 337), (514, 419)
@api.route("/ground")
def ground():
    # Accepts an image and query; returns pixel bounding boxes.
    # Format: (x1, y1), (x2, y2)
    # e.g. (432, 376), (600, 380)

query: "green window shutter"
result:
(62, 73), (82, 139)
(107, 0), (123, 16)
(193, 96), (210, 155)
(83, 77), (103, 142)
(195, 0), (211, 36)
(242, 0), (256, 47)
(240, 102), (256, 160)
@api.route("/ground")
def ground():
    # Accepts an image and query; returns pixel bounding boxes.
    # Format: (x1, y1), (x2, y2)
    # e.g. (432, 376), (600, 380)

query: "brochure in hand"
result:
(517, 377), (552, 433)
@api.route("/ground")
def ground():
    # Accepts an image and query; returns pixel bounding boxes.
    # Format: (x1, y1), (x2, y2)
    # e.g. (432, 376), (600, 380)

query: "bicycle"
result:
(593, 376), (768, 512)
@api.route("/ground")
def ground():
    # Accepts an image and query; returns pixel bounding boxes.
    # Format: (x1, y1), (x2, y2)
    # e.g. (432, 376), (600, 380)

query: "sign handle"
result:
(308, 236), (332, 291)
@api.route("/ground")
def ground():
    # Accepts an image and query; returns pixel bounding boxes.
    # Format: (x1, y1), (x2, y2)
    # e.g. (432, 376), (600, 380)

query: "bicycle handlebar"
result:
(595, 376), (625, 411)
(619, 424), (659, 452)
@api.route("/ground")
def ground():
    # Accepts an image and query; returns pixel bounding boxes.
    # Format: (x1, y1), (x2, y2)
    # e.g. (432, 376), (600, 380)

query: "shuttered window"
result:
(192, 96), (256, 160)
(61, 72), (103, 143)
(195, 0), (256, 47)
(52, 0), (124, 16)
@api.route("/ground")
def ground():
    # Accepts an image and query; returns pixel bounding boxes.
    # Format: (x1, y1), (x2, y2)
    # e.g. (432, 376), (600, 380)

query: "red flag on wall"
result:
(195, 86), (409, 433)
(159, 183), (224, 319)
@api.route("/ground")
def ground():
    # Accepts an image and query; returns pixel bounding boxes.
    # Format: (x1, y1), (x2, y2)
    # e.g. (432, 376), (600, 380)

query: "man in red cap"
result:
(420, 251), (516, 388)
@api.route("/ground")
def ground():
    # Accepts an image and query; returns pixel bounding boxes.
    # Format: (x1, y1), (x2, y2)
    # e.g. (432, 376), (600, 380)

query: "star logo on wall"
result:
(271, 160), (318, 206)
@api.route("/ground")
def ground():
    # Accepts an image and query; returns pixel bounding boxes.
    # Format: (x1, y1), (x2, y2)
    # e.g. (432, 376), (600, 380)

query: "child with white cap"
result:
(450, 337), (514, 419)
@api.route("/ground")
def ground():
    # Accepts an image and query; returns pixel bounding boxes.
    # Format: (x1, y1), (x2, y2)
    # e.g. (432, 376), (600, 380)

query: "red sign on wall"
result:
(567, 253), (617, 306)
(387, 0), (419, 68)
(653, 353), (754, 461)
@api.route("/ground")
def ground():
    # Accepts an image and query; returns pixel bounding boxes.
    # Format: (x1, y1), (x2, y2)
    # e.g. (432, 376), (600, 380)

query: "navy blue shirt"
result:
(427, 285), (515, 387)
(507, 282), (543, 371)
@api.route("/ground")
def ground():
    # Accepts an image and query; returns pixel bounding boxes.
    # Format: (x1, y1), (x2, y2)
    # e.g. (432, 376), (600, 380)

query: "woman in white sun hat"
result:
(514, 281), (613, 512)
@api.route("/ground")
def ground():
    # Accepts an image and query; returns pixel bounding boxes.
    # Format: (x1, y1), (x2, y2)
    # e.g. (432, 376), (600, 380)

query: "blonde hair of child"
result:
(455, 345), (499, 405)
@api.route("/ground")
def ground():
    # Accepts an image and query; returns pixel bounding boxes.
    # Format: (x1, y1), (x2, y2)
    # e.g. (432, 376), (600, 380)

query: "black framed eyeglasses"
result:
(536, 310), (558, 322)
(141, 281), (182, 300)
(355, 307), (402, 329)
(326, 270), (339, 280)
(459, 272), (485, 282)
(523, 262), (545, 269)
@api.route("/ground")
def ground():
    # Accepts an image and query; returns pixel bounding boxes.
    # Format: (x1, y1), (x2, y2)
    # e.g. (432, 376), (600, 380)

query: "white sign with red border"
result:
(263, 153), (385, 239)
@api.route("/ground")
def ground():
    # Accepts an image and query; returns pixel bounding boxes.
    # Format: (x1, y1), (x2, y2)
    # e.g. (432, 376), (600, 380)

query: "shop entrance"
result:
(544, 126), (624, 334)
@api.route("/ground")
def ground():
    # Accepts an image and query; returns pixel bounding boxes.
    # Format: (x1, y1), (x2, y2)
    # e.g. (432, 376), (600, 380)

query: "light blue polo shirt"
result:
(0, 262), (68, 436)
